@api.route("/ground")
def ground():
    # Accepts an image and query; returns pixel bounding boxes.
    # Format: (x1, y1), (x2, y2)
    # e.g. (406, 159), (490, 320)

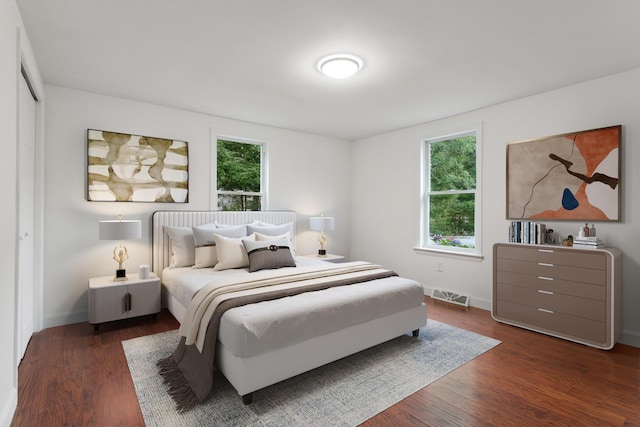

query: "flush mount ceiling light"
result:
(317, 54), (363, 79)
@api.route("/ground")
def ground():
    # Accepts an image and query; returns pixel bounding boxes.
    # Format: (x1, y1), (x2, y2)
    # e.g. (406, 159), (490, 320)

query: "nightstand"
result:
(88, 272), (161, 331)
(299, 253), (345, 263)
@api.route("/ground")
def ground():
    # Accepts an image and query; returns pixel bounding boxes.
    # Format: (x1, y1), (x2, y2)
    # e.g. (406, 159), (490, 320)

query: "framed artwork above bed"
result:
(87, 129), (189, 203)
(506, 125), (621, 221)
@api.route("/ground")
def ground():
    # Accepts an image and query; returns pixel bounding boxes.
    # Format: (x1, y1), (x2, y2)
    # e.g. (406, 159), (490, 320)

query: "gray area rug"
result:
(122, 319), (500, 426)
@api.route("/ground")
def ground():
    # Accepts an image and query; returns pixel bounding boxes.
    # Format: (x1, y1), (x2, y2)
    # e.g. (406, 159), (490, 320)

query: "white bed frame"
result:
(152, 210), (427, 403)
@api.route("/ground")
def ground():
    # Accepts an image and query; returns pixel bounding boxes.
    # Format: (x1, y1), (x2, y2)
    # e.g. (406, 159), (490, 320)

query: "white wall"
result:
(42, 85), (351, 327)
(0, 0), (44, 424)
(351, 68), (640, 347)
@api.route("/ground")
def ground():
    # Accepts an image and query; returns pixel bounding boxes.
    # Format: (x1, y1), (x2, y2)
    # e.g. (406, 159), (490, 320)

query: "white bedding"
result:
(162, 257), (425, 359)
(162, 256), (326, 308)
(219, 276), (424, 357)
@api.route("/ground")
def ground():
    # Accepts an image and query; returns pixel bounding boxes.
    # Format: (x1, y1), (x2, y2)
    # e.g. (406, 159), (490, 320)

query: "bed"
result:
(152, 210), (427, 410)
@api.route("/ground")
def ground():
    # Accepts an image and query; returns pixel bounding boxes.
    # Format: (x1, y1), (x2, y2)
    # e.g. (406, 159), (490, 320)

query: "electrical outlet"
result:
(436, 261), (444, 272)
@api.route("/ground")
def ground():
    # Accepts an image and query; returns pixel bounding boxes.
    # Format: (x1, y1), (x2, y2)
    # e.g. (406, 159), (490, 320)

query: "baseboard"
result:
(620, 329), (640, 348)
(43, 310), (87, 329)
(0, 386), (17, 427)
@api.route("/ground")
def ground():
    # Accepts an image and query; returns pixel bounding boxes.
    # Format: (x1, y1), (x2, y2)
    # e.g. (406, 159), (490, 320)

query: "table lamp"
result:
(99, 215), (142, 281)
(309, 216), (335, 256)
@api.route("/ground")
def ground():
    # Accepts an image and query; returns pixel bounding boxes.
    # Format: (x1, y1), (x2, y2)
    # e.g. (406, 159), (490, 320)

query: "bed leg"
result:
(412, 329), (419, 337)
(242, 393), (253, 405)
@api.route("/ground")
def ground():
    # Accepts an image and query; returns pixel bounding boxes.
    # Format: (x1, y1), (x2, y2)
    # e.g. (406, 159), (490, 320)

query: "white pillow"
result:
(247, 223), (295, 254)
(191, 222), (218, 246)
(214, 220), (239, 229)
(192, 224), (247, 268)
(246, 222), (293, 237)
(213, 234), (256, 271)
(254, 231), (295, 256)
(164, 226), (195, 268)
(249, 219), (274, 227)
(254, 231), (289, 241)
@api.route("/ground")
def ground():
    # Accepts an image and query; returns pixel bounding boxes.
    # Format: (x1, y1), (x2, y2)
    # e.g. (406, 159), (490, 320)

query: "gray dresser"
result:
(492, 243), (622, 349)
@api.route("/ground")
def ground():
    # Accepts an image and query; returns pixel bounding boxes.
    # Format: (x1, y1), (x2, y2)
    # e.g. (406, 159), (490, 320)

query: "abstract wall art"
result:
(506, 125), (621, 221)
(87, 129), (189, 202)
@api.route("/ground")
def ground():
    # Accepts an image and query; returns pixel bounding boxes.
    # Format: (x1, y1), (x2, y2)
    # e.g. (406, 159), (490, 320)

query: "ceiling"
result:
(17, 0), (640, 141)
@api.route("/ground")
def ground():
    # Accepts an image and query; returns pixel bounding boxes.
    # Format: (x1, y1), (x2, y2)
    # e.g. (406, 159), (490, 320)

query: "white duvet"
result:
(162, 257), (425, 358)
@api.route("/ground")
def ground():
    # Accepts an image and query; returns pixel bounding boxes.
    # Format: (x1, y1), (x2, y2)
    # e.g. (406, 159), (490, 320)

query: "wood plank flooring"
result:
(11, 298), (639, 426)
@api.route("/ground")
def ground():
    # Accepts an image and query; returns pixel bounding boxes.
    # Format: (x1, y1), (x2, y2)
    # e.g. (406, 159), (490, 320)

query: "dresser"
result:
(492, 243), (622, 349)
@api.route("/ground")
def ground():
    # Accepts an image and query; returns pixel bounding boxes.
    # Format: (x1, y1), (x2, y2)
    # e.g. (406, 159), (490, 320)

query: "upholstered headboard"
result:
(152, 210), (297, 280)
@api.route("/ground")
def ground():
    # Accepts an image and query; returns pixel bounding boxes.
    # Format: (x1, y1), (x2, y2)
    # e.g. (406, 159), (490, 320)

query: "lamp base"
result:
(317, 249), (327, 256)
(114, 269), (128, 282)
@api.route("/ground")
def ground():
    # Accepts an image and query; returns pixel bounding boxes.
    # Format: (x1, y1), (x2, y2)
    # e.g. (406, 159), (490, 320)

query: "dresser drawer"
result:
(496, 258), (606, 285)
(496, 283), (606, 321)
(495, 270), (606, 300)
(496, 245), (606, 269)
(495, 300), (606, 344)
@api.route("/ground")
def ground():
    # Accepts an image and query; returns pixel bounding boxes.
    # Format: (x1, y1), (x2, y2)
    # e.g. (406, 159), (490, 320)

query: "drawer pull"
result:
(537, 290), (554, 295)
(537, 308), (554, 314)
(538, 276), (554, 281)
(538, 262), (554, 267)
(538, 249), (554, 253)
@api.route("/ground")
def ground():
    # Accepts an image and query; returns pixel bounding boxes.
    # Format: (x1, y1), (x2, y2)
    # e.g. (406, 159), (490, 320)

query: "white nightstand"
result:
(299, 253), (346, 263)
(88, 272), (161, 331)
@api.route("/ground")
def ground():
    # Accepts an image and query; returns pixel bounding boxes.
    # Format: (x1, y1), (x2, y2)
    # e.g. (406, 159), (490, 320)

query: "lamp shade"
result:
(309, 216), (335, 231)
(99, 219), (141, 241)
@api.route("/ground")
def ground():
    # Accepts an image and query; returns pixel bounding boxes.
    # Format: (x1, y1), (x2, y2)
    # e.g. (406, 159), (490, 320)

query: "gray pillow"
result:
(242, 238), (296, 273)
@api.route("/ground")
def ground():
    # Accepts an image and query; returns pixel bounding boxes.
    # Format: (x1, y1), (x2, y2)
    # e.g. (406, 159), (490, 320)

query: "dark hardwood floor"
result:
(11, 298), (640, 426)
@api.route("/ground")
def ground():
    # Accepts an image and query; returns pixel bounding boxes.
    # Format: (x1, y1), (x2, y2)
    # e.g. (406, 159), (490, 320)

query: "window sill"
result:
(414, 246), (483, 261)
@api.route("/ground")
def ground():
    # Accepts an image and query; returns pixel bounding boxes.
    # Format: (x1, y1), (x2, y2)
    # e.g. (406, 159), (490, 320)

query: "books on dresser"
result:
(572, 236), (605, 249)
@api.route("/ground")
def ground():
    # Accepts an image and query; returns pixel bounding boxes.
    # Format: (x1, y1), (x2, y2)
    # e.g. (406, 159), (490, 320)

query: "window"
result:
(215, 138), (266, 211)
(421, 130), (480, 255)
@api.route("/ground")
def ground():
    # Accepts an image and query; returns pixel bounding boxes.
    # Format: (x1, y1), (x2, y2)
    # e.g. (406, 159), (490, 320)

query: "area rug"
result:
(122, 319), (500, 427)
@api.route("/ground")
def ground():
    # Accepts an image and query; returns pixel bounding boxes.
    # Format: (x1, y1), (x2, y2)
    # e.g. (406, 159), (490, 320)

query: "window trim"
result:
(417, 124), (483, 258)
(210, 132), (268, 211)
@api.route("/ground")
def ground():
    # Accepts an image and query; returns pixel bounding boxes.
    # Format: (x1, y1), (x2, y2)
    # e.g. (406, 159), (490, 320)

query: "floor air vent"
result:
(431, 288), (470, 307)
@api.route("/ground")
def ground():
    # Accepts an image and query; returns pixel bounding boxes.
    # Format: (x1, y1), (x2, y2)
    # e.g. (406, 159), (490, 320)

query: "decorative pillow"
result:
(213, 234), (256, 271)
(214, 221), (233, 228)
(243, 238), (296, 273)
(254, 231), (295, 257)
(191, 222), (218, 246)
(163, 226), (196, 268)
(249, 219), (274, 227)
(192, 224), (247, 268)
(254, 231), (289, 241)
(247, 222), (295, 254)
(246, 222), (292, 236)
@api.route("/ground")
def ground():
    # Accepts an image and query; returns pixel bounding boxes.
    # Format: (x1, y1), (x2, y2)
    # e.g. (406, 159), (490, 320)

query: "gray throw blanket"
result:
(158, 265), (398, 412)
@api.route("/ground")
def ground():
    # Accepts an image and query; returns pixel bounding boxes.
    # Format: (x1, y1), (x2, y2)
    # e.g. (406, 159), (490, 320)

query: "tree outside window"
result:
(216, 139), (264, 211)
(423, 132), (477, 251)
